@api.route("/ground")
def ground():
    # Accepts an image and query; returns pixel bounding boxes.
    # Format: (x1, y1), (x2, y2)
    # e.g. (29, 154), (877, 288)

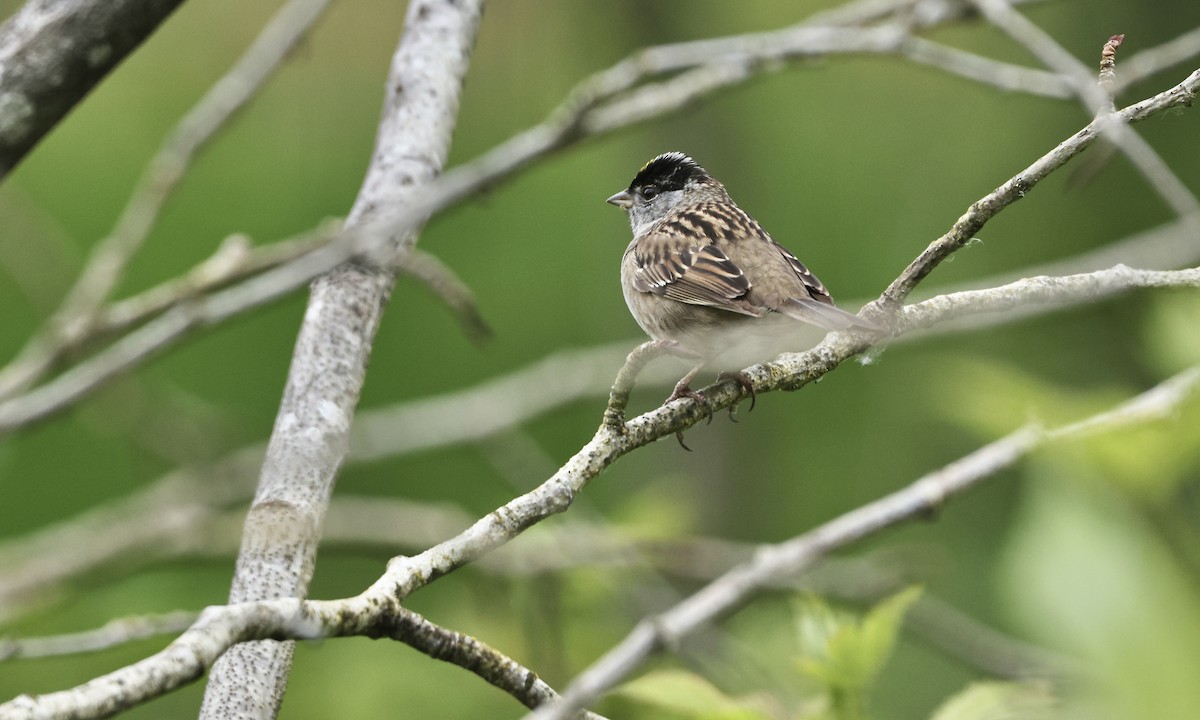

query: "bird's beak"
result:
(606, 190), (634, 209)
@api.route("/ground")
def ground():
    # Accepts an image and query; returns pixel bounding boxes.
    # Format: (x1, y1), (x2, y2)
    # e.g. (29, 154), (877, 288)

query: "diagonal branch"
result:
(0, 5), (1090, 433)
(0, 0), (335, 401)
(6, 348), (1193, 720)
(528, 365), (1200, 719)
(878, 65), (1200, 306)
(967, 0), (1200, 219)
(0, 0), (186, 178)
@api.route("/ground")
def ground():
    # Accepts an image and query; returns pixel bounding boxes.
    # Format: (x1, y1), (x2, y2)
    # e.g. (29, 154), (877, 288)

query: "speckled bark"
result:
(198, 1), (484, 718)
(0, 0), (185, 178)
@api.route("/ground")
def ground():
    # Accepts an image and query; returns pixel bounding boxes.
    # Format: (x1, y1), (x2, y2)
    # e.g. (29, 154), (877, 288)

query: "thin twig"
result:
(0, 10), (1086, 428)
(967, 0), (1200, 219)
(379, 606), (607, 720)
(877, 65), (1200, 306)
(0, 613), (197, 661)
(528, 366), (1200, 719)
(0, 0), (335, 401)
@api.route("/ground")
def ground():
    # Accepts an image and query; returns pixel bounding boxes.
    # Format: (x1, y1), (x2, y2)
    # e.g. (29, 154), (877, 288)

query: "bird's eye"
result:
(641, 185), (659, 200)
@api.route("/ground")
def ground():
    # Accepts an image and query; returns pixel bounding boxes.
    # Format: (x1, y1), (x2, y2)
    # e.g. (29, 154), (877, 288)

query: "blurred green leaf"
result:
(615, 669), (773, 720)
(794, 588), (922, 720)
(929, 357), (1124, 438)
(929, 681), (1059, 720)
(1144, 293), (1200, 374)
(855, 586), (922, 681)
(1001, 459), (1200, 720)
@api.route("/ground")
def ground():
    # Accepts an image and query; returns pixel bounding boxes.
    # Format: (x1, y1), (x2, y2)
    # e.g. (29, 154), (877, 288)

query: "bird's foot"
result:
(717, 371), (756, 420)
(664, 380), (712, 451)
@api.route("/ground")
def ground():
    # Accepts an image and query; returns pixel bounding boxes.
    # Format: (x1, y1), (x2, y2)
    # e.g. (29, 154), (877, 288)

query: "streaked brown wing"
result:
(630, 239), (759, 316)
(774, 242), (835, 305)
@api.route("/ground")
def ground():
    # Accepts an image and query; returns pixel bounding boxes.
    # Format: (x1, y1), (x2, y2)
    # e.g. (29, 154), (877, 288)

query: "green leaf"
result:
(854, 585), (922, 680)
(929, 681), (1059, 720)
(615, 669), (773, 720)
(792, 588), (922, 720)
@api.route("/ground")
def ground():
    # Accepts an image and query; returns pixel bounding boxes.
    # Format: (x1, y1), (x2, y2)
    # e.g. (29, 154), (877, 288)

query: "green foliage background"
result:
(1, 1), (1199, 718)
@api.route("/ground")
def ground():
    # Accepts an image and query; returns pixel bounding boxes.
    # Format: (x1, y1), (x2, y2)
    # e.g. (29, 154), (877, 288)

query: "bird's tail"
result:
(781, 297), (880, 331)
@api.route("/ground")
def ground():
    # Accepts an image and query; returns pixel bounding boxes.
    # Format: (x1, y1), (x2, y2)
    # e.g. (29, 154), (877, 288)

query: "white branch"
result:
(0, 5), (1103, 434)
(197, 1), (484, 718)
(0, 0), (334, 401)
(5, 361), (1192, 720)
(527, 365), (1200, 719)
(968, 0), (1200, 219)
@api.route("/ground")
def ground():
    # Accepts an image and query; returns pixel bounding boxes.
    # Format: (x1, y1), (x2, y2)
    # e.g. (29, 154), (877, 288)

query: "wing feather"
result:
(631, 240), (761, 317)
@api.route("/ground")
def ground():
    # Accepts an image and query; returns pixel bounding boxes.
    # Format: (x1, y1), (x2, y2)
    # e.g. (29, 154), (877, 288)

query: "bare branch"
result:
(528, 366), (1200, 720)
(0, 8), (1131, 433)
(0, 0), (334, 402)
(197, 1), (486, 716)
(378, 606), (607, 720)
(878, 65), (1200, 306)
(6, 361), (1191, 720)
(0, 613), (197, 661)
(805, 0), (1045, 27)
(967, 0), (1200, 219)
(899, 265), (1200, 332)
(0, 593), (608, 720)
(94, 222), (338, 338)
(0, 0), (185, 178)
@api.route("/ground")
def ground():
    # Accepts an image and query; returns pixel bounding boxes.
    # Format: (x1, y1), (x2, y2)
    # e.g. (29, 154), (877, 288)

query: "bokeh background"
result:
(2, 0), (1200, 718)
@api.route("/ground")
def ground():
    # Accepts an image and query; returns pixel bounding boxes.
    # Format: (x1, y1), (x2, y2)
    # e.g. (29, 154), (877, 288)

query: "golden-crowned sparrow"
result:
(608, 152), (874, 409)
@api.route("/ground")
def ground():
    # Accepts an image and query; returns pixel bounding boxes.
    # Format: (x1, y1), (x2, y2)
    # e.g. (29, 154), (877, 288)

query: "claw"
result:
(717, 371), (756, 417)
(665, 381), (713, 424)
(665, 378), (713, 450)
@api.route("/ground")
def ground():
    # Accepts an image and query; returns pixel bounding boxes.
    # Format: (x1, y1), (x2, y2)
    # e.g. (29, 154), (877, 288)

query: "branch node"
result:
(1099, 33), (1126, 106)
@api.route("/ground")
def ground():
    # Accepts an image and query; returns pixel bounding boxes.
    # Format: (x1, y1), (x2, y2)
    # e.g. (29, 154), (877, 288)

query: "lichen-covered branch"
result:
(528, 365), (1200, 720)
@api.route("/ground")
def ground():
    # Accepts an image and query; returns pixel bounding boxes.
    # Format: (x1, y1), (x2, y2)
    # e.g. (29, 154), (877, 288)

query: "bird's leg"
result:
(604, 340), (670, 430)
(664, 362), (715, 450)
(604, 339), (698, 430)
(665, 362), (710, 411)
(717, 370), (756, 420)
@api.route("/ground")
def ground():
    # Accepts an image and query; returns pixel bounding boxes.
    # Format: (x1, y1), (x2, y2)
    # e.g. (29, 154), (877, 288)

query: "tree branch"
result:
(0, 0), (334, 401)
(528, 366), (1200, 720)
(967, 0), (1200, 219)
(196, 1), (485, 717)
(0, 0), (185, 178)
(878, 65), (1200, 306)
(0, 2), (1095, 433)
(5, 361), (1191, 720)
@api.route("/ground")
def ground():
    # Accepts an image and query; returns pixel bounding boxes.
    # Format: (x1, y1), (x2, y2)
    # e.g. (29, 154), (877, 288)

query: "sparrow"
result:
(608, 152), (874, 413)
